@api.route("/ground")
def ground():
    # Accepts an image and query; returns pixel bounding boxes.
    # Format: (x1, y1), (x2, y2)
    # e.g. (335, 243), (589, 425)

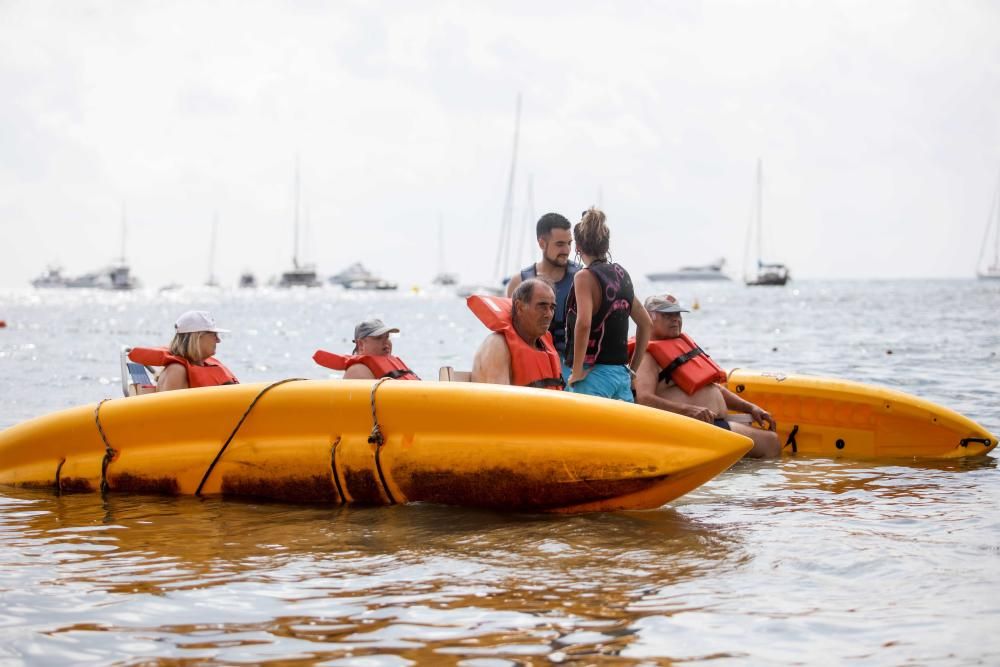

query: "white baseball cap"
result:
(174, 310), (230, 334)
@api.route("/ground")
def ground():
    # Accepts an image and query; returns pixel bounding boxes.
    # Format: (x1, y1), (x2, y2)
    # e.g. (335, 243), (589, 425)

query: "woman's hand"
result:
(682, 405), (716, 423)
(567, 367), (590, 387)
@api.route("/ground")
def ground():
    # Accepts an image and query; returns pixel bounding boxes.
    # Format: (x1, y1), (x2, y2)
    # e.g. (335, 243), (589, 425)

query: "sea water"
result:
(0, 279), (998, 665)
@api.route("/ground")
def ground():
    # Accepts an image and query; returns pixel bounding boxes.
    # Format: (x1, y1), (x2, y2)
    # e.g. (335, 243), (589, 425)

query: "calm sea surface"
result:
(0, 279), (998, 665)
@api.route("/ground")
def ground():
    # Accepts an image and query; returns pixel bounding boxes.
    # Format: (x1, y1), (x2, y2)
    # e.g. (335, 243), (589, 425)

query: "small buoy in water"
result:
(0, 320), (6, 328)
(771, 347), (778, 352)
(410, 285), (421, 294)
(692, 298), (700, 311)
(886, 349), (893, 355)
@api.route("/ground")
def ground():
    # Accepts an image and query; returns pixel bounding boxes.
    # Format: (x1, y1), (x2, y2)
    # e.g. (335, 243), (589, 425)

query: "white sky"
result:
(2, 0), (999, 288)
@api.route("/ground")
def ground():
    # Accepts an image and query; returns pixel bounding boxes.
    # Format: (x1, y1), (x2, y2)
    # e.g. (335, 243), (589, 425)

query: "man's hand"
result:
(749, 405), (775, 431)
(682, 405), (716, 423)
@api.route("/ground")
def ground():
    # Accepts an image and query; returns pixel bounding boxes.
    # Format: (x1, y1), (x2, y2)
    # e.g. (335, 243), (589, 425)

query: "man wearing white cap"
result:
(155, 310), (238, 391)
(635, 294), (779, 458)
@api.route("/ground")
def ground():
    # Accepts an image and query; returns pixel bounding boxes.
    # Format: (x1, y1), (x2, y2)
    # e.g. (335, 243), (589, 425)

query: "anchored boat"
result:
(0, 380), (752, 513)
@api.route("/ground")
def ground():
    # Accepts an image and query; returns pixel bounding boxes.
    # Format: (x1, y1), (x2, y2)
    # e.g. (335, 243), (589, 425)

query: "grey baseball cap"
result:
(353, 318), (400, 341)
(644, 294), (689, 314)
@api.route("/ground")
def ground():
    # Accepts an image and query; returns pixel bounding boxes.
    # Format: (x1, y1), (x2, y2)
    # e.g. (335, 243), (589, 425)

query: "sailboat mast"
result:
(994, 170), (1000, 269)
(293, 158), (301, 270)
(493, 93), (521, 282)
(756, 159), (763, 267)
(120, 202), (127, 263)
(208, 212), (218, 284)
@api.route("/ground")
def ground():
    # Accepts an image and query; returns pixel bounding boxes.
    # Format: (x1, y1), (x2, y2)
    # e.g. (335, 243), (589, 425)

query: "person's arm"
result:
(567, 269), (597, 385)
(634, 352), (715, 422)
(628, 296), (652, 376)
(157, 363), (189, 392)
(471, 333), (513, 384)
(720, 386), (775, 430)
(505, 272), (523, 298)
(343, 364), (377, 380)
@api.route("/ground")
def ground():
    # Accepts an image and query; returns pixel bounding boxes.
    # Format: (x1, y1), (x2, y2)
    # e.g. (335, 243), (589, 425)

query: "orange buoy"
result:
(0, 320), (6, 328)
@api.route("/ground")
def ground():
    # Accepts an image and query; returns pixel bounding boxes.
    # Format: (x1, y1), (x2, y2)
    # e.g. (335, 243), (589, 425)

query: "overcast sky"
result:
(2, 0), (999, 288)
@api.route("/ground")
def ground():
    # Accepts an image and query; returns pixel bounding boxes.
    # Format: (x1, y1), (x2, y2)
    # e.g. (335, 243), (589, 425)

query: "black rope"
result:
(55, 458), (66, 496)
(330, 436), (346, 504)
(94, 399), (117, 494)
(784, 424), (799, 453)
(367, 377), (397, 505)
(195, 378), (306, 496)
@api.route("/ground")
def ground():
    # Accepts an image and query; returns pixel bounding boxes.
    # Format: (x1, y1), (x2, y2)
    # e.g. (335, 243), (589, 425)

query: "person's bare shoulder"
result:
(157, 363), (189, 391)
(472, 332), (512, 384)
(343, 364), (376, 380)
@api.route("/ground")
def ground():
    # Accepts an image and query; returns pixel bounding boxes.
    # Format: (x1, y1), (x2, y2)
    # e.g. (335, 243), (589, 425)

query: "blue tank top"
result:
(519, 262), (580, 356)
(564, 261), (634, 367)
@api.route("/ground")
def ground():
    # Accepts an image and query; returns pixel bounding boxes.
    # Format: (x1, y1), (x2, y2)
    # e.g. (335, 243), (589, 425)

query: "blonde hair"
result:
(573, 207), (610, 259)
(169, 332), (208, 362)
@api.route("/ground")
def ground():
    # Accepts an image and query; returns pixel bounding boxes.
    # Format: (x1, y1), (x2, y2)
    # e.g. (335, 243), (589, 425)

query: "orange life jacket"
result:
(312, 350), (420, 380)
(467, 295), (565, 390)
(629, 335), (727, 395)
(128, 347), (239, 388)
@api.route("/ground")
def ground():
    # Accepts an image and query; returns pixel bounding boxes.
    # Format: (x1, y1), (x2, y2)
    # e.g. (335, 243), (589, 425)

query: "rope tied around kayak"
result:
(94, 398), (117, 494)
(195, 378), (306, 496)
(367, 377), (397, 504)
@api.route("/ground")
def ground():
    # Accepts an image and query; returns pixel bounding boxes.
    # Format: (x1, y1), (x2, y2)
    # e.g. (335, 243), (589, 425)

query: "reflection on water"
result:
(1, 281), (999, 663)
(2, 453), (999, 664)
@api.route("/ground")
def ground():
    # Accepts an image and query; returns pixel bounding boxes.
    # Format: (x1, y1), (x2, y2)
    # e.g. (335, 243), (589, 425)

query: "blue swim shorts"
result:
(562, 363), (634, 403)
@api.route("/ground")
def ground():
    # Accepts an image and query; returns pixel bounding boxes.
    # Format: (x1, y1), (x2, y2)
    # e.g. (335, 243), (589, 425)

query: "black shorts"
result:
(713, 418), (732, 431)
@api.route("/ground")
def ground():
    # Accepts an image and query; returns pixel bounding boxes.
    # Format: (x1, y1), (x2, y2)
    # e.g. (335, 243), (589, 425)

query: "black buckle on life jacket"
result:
(658, 347), (704, 383)
(383, 369), (415, 380)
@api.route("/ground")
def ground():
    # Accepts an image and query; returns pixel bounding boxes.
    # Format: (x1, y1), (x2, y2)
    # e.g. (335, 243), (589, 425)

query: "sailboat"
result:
(432, 217), (458, 286)
(977, 169), (1000, 280)
(278, 160), (321, 288)
(457, 94), (521, 298)
(205, 213), (220, 288)
(744, 159), (790, 287)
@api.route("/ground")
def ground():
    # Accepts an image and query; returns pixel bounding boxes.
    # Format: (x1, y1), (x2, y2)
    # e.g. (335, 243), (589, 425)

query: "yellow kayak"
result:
(0, 380), (752, 513)
(727, 369), (997, 459)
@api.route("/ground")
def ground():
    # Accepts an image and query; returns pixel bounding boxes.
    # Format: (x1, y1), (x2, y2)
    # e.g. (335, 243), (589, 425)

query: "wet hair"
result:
(573, 207), (610, 258)
(169, 331), (207, 362)
(535, 212), (571, 239)
(512, 276), (555, 311)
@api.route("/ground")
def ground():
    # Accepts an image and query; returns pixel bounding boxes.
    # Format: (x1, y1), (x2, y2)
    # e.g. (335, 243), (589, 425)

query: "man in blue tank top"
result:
(505, 212), (580, 360)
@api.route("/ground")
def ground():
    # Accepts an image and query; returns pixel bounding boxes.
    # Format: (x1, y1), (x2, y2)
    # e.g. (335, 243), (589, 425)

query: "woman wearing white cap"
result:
(151, 310), (239, 391)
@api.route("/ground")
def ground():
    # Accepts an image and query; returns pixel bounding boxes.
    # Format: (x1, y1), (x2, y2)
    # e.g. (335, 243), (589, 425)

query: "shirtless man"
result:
(505, 213), (579, 359)
(471, 278), (564, 388)
(635, 294), (780, 458)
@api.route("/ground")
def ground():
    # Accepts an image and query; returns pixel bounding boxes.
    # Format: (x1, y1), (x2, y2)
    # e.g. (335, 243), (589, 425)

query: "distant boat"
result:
(977, 168), (1000, 280)
(744, 160), (790, 287)
(278, 160), (321, 288)
(31, 206), (139, 290)
(238, 271), (257, 288)
(329, 262), (397, 290)
(205, 213), (220, 288)
(432, 218), (458, 286)
(647, 258), (731, 282)
(30, 265), (69, 288)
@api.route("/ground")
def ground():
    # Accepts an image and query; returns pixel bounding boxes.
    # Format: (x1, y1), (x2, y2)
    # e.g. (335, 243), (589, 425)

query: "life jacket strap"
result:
(383, 368), (415, 380)
(527, 377), (566, 390)
(658, 346), (705, 383)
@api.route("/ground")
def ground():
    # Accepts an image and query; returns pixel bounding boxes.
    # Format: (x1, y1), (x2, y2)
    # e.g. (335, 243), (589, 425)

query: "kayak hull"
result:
(727, 369), (996, 459)
(0, 380), (752, 512)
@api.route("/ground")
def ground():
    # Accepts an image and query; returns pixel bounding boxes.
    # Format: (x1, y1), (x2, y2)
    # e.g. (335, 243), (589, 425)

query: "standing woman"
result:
(565, 208), (651, 401)
(155, 311), (239, 391)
